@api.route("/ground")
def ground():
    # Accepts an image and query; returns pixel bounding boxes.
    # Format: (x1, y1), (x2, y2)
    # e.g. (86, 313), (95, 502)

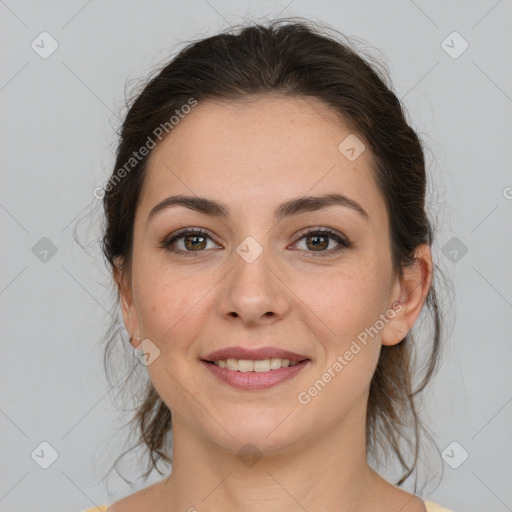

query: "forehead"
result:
(139, 95), (386, 225)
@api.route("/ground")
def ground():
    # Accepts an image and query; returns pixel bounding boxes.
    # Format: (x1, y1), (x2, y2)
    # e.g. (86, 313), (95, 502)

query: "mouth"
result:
(200, 346), (311, 390)
(203, 346), (309, 364)
(201, 357), (307, 371)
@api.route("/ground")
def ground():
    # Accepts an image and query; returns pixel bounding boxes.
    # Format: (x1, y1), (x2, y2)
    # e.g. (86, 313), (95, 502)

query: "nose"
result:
(216, 242), (290, 327)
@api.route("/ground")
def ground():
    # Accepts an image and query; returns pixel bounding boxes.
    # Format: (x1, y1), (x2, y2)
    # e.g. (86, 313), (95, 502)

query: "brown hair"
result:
(98, 17), (448, 490)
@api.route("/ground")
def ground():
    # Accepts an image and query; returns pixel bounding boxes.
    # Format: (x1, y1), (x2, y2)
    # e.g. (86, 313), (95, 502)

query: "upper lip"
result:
(203, 346), (309, 363)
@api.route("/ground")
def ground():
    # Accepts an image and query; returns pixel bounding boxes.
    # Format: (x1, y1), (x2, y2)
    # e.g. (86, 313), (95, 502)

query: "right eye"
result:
(159, 228), (221, 257)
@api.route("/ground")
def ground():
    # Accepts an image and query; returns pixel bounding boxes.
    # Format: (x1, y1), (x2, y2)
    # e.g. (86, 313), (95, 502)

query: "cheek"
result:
(293, 263), (385, 342)
(295, 277), (384, 417)
(133, 262), (206, 348)
(133, 269), (208, 413)
(293, 264), (386, 392)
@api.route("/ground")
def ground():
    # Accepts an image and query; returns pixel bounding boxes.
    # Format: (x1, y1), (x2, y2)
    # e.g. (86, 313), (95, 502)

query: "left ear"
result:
(381, 244), (433, 347)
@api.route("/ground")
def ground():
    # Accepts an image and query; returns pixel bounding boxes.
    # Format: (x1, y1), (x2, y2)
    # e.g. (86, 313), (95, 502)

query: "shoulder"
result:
(80, 482), (158, 512)
(424, 499), (456, 512)
(105, 477), (169, 512)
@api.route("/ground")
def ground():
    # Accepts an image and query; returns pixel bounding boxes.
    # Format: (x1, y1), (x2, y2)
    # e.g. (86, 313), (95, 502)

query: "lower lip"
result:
(201, 360), (309, 390)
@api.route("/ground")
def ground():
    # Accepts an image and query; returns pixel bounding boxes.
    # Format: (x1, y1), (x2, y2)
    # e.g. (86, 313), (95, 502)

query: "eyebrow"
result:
(147, 193), (370, 224)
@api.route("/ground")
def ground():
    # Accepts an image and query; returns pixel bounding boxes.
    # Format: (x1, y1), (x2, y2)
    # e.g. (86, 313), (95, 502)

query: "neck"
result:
(155, 401), (387, 512)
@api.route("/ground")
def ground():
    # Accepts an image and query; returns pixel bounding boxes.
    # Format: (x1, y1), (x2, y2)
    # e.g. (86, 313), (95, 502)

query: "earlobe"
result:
(381, 307), (410, 347)
(381, 244), (433, 347)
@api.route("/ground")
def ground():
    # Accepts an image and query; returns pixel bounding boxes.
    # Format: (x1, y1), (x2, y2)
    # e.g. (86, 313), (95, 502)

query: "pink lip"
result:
(201, 359), (310, 390)
(203, 346), (309, 363)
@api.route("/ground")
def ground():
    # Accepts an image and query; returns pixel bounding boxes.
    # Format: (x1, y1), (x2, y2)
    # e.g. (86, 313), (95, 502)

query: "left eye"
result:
(292, 229), (351, 254)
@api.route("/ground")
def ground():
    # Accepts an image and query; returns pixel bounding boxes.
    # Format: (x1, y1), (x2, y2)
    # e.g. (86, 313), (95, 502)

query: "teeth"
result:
(213, 358), (299, 372)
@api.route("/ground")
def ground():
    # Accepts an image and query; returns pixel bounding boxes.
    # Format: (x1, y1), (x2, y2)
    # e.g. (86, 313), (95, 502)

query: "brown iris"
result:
(184, 234), (207, 251)
(306, 233), (329, 251)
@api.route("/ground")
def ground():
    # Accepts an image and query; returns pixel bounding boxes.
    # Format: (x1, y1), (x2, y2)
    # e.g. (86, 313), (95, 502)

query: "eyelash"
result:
(159, 227), (351, 258)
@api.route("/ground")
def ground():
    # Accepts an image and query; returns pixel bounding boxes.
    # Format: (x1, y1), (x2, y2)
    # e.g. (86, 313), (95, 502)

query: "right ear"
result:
(113, 257), (140, 348)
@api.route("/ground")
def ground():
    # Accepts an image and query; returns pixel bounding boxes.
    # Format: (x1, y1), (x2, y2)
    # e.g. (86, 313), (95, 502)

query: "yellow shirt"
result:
(424, 501), (455, 512)
(83, 500), (454, 511)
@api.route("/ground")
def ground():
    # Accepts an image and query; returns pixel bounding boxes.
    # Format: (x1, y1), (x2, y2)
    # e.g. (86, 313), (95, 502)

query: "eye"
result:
(159, 228), (220, 257)
(159, 226), (351, 257)
(292, 227), (351, 255)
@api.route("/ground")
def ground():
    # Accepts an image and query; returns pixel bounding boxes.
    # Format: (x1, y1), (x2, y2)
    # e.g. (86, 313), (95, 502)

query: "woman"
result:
(84, 17), (453, 512)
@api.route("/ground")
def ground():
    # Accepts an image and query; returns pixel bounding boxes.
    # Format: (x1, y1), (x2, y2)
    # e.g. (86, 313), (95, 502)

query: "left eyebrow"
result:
(147, 192), (370, 224)
(274, 193), (370, 223)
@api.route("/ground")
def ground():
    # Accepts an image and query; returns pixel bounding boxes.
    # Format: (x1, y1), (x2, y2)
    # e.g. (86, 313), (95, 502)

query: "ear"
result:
(113, 257), (141, 349)
(381, 244), (433, 347)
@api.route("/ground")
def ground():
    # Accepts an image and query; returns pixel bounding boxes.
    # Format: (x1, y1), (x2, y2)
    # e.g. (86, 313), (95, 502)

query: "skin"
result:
(111, 94), (432, 512)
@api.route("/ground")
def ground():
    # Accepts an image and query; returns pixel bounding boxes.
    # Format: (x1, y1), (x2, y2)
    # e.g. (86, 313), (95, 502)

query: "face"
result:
(117, 94), (429, 455)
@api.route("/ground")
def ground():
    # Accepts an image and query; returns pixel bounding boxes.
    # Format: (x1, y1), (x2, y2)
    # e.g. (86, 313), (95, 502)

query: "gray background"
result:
(1, 1), (511, 511)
